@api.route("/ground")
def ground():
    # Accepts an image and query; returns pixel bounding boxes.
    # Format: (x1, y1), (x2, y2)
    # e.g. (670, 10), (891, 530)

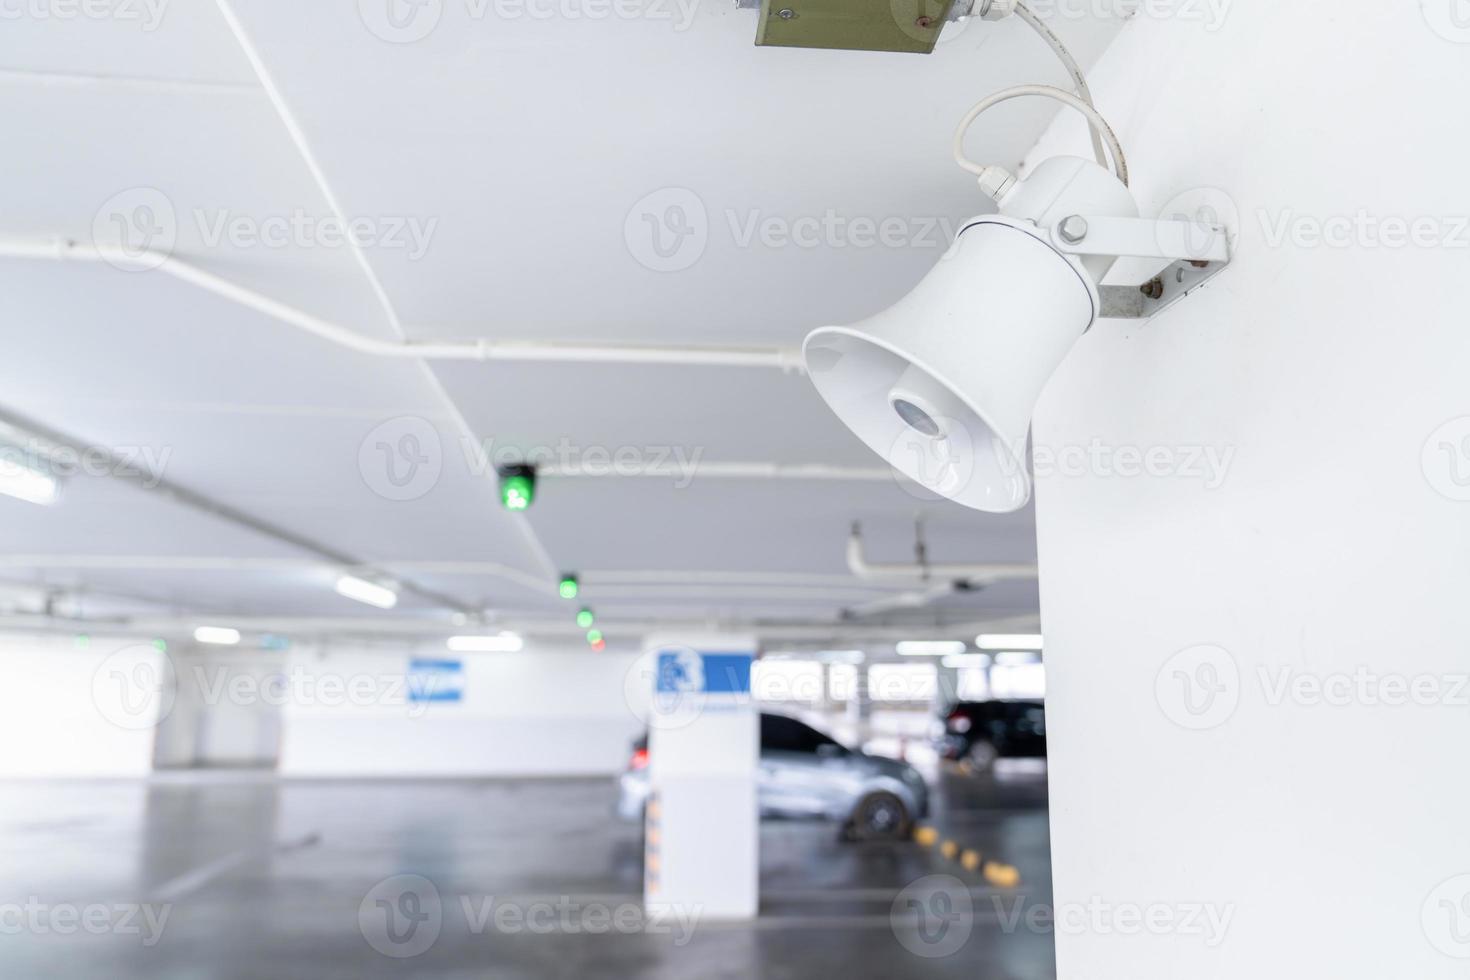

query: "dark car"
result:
(620, 712), (929, 840)
(932, 699), (1047, 768)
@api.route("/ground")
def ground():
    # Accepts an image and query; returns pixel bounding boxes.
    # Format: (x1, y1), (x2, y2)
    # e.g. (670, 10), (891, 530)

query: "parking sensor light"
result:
(576, 608), (595, 629)
(334, 574), (399, 610)
(803, 84), (1231, 514)
(896, 640), (968, 657)
(497, 463), (537, 512)
(0, 455), (58, 506)
(194, 626), (241, 646)
(976, 633), (1043, 650)
(558, 575), (579, 600)
(446, 632), (524, 653)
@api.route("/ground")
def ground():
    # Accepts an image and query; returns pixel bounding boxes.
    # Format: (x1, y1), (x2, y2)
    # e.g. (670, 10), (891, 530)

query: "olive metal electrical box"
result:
(755, 0), (954, 54)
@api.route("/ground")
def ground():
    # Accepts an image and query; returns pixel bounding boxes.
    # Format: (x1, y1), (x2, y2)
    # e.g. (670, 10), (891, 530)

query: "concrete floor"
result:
(0, 766), (1054, 979)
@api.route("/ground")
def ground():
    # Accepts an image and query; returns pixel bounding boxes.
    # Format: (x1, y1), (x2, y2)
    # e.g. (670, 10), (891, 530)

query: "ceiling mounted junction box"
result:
(746, 0), (977, 54)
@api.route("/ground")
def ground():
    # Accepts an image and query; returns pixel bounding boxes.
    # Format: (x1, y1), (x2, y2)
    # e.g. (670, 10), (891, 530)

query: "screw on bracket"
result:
(1058, 215), (1089, 244)
(1140, 277), (1165, 300)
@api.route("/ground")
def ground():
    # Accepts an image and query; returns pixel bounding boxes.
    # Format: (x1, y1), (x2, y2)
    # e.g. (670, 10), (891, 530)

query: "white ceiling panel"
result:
(430, 359), (880, 467)
(520, 474), (1037, 570)
(213, 2), (1123, 345)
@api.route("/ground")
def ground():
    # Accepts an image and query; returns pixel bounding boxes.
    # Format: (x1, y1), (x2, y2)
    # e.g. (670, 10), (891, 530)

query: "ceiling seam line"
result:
(212, 0), (408, 340)
(212, 0), (562, 591)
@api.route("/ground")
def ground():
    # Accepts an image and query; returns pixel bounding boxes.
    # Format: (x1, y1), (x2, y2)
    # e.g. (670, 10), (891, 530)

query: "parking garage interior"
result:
(2, 2), (1468, 978)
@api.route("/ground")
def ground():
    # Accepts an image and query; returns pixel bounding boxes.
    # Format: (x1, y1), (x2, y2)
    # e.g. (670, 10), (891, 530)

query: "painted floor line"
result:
(762, 885), (1017, 902)
(148, 832), (320, 902)
(693, 911), (1015, 932)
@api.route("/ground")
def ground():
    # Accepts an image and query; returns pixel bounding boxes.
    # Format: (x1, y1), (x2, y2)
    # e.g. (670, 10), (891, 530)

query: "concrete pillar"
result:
(935, 663), (961, 710)
(641, 633), (758, 921)
(845, 665), (873, 723)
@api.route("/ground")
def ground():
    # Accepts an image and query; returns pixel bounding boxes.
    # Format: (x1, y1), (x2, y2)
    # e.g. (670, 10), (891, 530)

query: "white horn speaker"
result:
(803, 156), (1137, 513)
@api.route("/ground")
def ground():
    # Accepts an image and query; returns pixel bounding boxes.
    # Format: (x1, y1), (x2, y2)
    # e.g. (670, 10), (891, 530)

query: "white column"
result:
(845, 663), (873, 723)
(1024, 6), (1470, 975)
(642, 633), (759, 920)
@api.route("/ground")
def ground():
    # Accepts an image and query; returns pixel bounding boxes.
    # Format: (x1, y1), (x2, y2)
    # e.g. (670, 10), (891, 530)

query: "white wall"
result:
(1025, 5), (1470, 977)
(0, 632), (646, 777)
(278, 641), (646, 777)
(0, 635), (161, 776)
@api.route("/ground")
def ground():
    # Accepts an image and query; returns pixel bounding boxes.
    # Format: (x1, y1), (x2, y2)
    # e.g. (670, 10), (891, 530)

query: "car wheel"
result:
(849, 791), (911, 841)
(967, 740), (999, 770)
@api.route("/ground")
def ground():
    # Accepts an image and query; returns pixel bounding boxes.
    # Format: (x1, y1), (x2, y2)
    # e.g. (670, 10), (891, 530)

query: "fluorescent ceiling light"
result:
(194, 626), (241, 646)
(976, 633), (1043, 651)
(335, 575), (399, 610)
(764, 649), (865, 664)
(759, 650), (799, 661)
(896, 640), (967, 657)
(993, 651), (1041, 666)
(446, 632), (524, 653)
(942, 653), (992, 669)
(0, 457), (58, 506)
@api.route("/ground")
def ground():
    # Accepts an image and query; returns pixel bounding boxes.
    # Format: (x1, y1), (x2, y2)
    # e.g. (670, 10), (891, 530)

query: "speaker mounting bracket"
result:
(1047, 214), (1233, 321)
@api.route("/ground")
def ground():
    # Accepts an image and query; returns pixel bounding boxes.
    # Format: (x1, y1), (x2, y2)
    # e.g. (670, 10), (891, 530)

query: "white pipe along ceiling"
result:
(845, 523), (1038, 585)
(0, 238), (803, 370)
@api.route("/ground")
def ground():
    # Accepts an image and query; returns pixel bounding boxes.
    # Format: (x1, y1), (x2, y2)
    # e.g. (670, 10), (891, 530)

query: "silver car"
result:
(618, 712), (929, 840)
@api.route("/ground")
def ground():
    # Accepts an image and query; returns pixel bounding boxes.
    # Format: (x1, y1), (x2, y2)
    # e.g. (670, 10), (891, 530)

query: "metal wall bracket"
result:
(1098, 259), (1230, 320)
(1050, 215), (1230, 263)
(1048, 215), (1234, 321)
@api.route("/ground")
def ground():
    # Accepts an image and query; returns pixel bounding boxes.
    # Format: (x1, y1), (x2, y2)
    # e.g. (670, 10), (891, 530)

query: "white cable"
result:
(953, 84), (1129, 188)
(1011, 0), (1108, 168)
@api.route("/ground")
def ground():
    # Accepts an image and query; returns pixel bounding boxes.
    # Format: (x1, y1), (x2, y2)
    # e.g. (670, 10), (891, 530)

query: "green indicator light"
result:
(152, 639), (167, 653)
(73, 634), (91, 650)
(576, 608), (594, 629)
(559, 575), (579, 600)
(586, 629), (603, 645)
(501, 474), (534, 512)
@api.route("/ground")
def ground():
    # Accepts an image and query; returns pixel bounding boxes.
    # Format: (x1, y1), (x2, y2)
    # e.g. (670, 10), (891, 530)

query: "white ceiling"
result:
(0, 0), (1124, 646)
